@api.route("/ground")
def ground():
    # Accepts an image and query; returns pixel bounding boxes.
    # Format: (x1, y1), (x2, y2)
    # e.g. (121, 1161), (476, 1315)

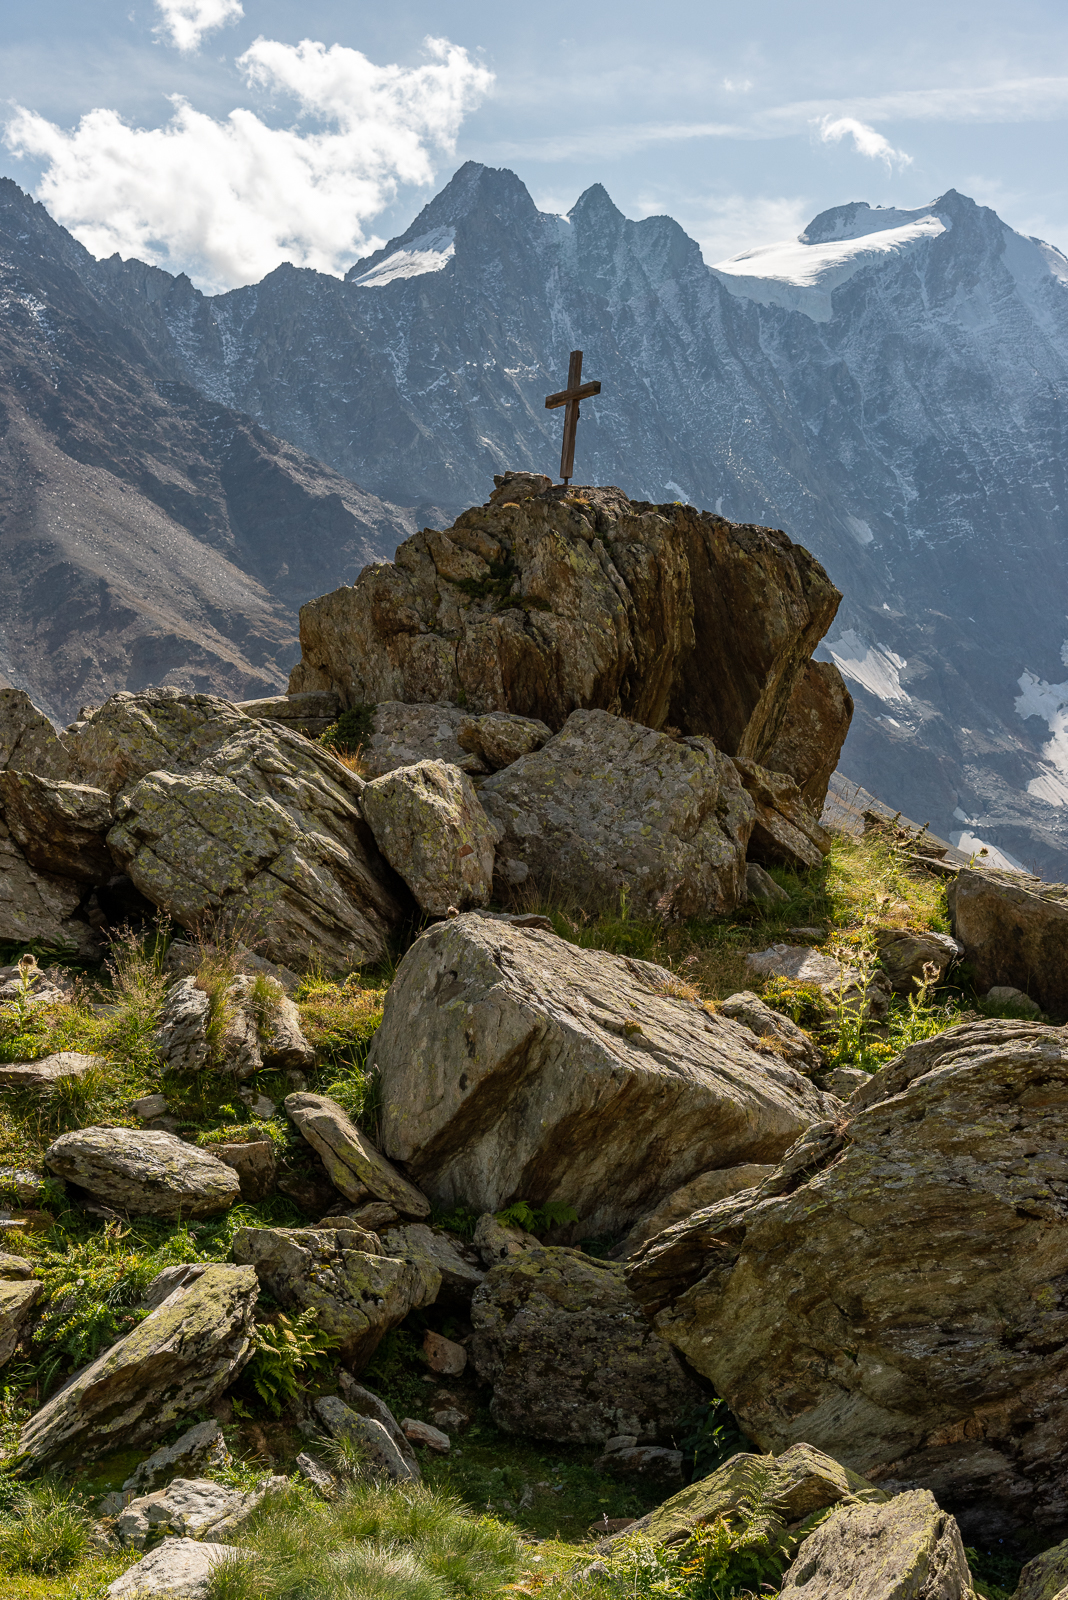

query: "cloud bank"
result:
(4, 36), (493, 292)
(154, 0), (244, 53)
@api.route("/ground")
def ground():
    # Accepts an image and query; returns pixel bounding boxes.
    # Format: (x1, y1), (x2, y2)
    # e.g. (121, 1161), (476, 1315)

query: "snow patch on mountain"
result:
(827, 629), (909, 704)
(712, 203), (947, 321)
(353, 227), (456, 288)
(1015, 668), (1068, 793)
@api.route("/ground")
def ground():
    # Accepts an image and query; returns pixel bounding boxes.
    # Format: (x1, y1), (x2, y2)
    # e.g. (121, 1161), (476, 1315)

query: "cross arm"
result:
(544, 380), (601, 409)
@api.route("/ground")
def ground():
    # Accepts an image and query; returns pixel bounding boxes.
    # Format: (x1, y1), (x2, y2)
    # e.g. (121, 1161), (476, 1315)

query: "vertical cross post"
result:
(545, 350), (602, 486)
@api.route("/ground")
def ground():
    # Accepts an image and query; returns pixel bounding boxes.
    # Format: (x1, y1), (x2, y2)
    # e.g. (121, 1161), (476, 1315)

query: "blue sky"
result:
(3, 0), (1067, 291)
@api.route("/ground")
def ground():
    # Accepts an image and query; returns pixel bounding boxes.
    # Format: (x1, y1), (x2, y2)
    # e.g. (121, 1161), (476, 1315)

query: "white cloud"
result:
(3, 36), (493, 293)
(154, 0), (243, 53)
(817, 115), (912, 171)
(684, 192), (812, 267)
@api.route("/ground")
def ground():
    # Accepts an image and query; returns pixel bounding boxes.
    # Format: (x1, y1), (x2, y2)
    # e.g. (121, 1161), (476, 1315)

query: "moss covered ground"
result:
(0, 823), (1047, 1597)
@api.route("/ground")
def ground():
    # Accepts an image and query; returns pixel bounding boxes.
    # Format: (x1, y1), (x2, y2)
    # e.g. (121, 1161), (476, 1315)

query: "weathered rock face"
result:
(0, 1051), (105, 1090)
(289, 488), (842, 764)
(45, 1128), (240, 1218)
(360, 761), (496, 915)
(0, 689), (72, 780)
(0, 771), (112, 882)
(231, 1224), (437, 1366)
(874, 927), (962, 994)
(717, 991), (822, 1072)
(336, 1373), (422, 1477)
(626, 1020), (1068, 1535)
(731, 758), (832, 871)
(102, 701), (406, 973)
(617, 1163), (777, 1258)
(123, 1419), (230, 1497)
(314, 1394), (418, 1482)
(779, 1489), (977, 1599)
(372, 914), (835, 1235)
(468, 1246), (700, 1444)
(284, 1093), (430, 1216)
(763, 660), (854, 815)
(1016, 1537), (1068, 1600)
(157, 973), (314, 1079)
(360, 701), (551, 779)
(0, 820), (101, 958)
(117, 1476), (281, 1549)
(380, 1224), (484, 1308)
(212, 1138), (277, 1202)
(19, 1263), (258, 1468)
(948, 868), (1068, 1017)
(236, 690), (340, 738)
(479, 710), (754, 918)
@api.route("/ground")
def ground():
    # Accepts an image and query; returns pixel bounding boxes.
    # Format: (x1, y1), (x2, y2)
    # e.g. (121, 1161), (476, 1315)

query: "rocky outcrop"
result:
(62, 689), (405, 973)
(337, 1374), (422, 1476)
(372, 914), (835, 1235)
(360, 761), (496, 914)
(626, 1020), (1068, 1535)
(0, 819), (101, 958)
(18, 1263), (258, 1468)
(468, 1246), (701, 1444)
(779, 1489), (976, 1599)
(289, 489), (842, 764)
(0, 771), (112, 881)
(379, 1224), (484, 1308)
(211, 1137), (277, 1202)
(231, 1224), (437, 1366)
(1016, 1538), (1068, 1600)
(731, 758), (832, 871)
(763, 660), (854, 814)
(874, 927), (962, 994)
(45, 1128), (240, 1218)
(106, 1537), (245, 1599)
(236, 691), (340, 738)
(479, 710), (754, 918)
(122, 1420), (231, 1497)
(948, 868), (1068, 1017)
(284, 1093), (430, 1217)
(156, 973), (313, 1078)
(360, 701), (550, 779)
(717, 990), (822, 1071)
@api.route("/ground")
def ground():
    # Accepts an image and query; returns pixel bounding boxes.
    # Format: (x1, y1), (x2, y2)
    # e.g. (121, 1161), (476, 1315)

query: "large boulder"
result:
(371, 914), (835, 1235)
(874, 927), (962, 994)
(618, 1442), (886, 1551)
(763, 659), (854, 814)
(948, 868), (1068, 1017)
(284, 1093), (430, 1216)
(106, 1537), (244, 1600)
(779, 1489), (976, 1599)
(0, 688), (72, 779)
(45, 1128), (240, 1218)
(18, 1263), (258, 1468)
(116, 1476), (282, 1549)
(289, 488), (842, 761)
(379, 1223), (484, 1308)
(231, 1224), (438, 1366)
(1016, 1538), (1068, 1600)
(0, 771), (113, 881)
(626, 1020), (1068, 1535)
(360, 760), (496, 914)
(731, 758), (832, 871)
(468, 1246), (701, 1444)
(103, 705), (406, 972)
(478, 710), (754, 918)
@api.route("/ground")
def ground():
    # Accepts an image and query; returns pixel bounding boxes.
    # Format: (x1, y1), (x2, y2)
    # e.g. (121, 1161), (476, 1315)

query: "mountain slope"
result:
(0, 180), (420, 723)
(82, 164), (1068, 873)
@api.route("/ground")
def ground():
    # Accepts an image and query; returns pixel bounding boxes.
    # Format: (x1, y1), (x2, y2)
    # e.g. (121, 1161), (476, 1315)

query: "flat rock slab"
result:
(479, 709), (754, 919)
(780, 1488), (976, 1599)
(468, 1245), (701, 1445)
(372, 913), (835, 1236)
(0, 770), (113, 882)
(0, 1051), (105, 1090)
(628, 1020), (1068, 1536)
(107, 1537), (245, 1599)
(231, 1224), (438, 1367)
(19, 1263), (257, 1468)
(46, 1127), (240, 1218)
(284, 1092), (430, 1216)
(117, 1475), (282, 1549)
(361, 760), (496, 915)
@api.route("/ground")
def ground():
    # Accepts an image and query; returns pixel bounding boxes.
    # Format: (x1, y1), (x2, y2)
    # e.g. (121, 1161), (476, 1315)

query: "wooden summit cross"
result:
(545, 350), (601, 485)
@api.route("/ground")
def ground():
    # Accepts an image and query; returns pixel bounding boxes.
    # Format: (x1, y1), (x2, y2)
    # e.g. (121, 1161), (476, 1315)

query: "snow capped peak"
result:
(712, 202), (948, 321)
(351, 227), (456, 288)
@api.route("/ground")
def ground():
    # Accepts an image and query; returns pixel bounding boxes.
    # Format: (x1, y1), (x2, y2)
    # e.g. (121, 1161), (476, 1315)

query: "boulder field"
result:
(5, 477), (1068, 1595)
